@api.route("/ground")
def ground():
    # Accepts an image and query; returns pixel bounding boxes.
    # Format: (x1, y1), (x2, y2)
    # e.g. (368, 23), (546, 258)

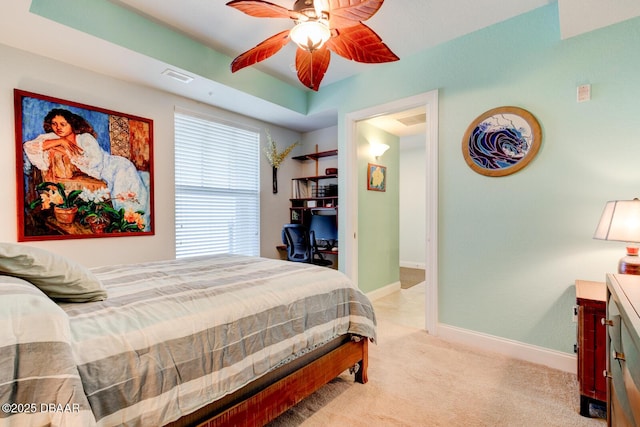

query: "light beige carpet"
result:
(268, 292), (605, 426)
(400, 267), (425, 289)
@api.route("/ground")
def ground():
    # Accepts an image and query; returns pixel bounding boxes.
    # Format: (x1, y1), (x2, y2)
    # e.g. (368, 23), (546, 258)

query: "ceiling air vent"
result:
(161, 69), (194, 83)
(396, 113), (426, 127)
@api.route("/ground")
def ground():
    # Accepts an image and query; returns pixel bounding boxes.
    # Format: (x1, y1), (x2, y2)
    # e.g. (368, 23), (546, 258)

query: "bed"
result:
(0, 243), (376, 427)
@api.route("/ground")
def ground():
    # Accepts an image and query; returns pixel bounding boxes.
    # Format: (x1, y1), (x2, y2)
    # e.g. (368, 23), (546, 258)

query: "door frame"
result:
(344, 90), (439, 334)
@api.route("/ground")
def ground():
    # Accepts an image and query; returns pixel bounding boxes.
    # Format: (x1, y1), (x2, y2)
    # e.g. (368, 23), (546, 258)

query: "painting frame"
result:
(461, 106), (542, 177)
(367, 163), (387, 192)
(14, 89), (155, 241)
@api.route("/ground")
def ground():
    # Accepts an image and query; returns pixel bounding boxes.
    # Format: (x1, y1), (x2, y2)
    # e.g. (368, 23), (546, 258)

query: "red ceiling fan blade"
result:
(231, 30), (291, 73)
(326, 23), (398, 63)
(295, 47), (331, 91)
(328, 0), (384, 29)
(228, 0), (396, 89)
(226, 0), (301, 20)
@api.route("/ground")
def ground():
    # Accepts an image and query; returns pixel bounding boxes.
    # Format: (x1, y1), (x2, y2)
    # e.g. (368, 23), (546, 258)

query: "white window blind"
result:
(175, 111), (260, 258)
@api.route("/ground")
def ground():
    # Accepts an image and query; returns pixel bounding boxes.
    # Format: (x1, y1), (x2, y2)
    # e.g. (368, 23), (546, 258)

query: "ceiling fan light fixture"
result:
(290, 20), (331, 52)
(227, 0), (398, 90)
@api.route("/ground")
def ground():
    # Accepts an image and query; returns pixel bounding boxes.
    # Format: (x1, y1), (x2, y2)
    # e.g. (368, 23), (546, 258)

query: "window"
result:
(175, 111), (260, 258)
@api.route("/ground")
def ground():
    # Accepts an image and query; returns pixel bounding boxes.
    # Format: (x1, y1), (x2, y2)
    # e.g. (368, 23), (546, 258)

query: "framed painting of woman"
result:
(14, 89), (154, 241)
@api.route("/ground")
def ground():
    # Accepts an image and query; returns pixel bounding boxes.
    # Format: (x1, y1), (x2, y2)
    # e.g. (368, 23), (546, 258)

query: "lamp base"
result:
(619, 255), (640, 275)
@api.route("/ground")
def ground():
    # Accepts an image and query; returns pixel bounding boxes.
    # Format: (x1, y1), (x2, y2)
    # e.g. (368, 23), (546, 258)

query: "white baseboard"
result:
(366, 281), (401, 301)
(363, 284), (575, 373)
(399, 261), (426, 270)
(437, 323), (577, 374)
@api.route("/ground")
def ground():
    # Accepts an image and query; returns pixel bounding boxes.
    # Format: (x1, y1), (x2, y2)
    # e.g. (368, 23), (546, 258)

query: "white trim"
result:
(424, 91), (439, 335)
(345, 90), (439, 334)
(399, 261), (426, 269)
(438, 324), (577, 373)
(343, 115), (359, 284)
(366, 281), (402, 301)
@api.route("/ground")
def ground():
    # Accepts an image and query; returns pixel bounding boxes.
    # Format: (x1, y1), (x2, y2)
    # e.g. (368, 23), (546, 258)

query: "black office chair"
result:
(282, 224), (332, 267)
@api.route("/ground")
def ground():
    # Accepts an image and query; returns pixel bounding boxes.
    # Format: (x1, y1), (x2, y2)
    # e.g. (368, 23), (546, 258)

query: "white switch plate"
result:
(577, 84), (591, 102)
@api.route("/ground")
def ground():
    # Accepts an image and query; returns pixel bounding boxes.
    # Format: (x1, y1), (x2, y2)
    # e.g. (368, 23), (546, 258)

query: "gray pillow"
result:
(0, 243), (107, 302)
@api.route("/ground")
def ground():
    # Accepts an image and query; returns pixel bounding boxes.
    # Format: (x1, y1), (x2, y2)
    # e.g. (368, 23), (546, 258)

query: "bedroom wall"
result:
(298, 126), (338, 177)
(5, 0), (638, 360)
(357, 122), (400, 294)
(0, 43), (302, 267)
(399, 135), (427, 269)
(310, 4), (640, 354)
(264, 126), (339, 259)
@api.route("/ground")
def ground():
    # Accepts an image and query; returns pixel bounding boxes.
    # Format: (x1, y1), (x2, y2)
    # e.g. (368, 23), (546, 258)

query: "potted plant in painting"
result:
(29, 181), (82, 224)
(76, 188), (112, 233)
(105, 207), (146, 232)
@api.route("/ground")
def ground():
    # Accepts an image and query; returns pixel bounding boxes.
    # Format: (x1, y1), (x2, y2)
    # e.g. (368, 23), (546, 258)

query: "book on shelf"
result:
(292, 180), (311, 199)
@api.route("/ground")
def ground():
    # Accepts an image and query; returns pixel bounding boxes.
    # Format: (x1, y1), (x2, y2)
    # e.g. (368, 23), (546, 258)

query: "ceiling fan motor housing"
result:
(293, 0), (328, 21)
(293, 0), (315, 12)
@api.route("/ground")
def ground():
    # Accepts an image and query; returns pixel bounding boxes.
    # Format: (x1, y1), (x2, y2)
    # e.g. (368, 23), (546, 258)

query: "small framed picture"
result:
(367, 163), (386, 192)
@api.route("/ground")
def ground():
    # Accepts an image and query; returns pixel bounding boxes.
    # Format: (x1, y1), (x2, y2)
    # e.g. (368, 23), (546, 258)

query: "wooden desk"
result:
(576, 279), (607, 417)
(276, 245), (338, 268)
(276, 245), (337, 255)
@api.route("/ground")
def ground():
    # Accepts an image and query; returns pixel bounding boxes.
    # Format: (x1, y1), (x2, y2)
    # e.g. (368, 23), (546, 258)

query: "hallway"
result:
(372, 281), (425, 329)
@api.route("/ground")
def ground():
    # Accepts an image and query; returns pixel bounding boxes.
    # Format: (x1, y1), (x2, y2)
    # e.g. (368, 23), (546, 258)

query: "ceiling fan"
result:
(226, 0), (399, 91)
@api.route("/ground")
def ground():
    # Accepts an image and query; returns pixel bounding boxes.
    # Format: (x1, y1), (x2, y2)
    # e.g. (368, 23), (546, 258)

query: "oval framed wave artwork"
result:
(462, 106), (542, 177)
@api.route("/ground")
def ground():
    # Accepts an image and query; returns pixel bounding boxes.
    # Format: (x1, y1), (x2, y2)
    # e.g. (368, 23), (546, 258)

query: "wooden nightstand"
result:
(576, 280), (607, 417)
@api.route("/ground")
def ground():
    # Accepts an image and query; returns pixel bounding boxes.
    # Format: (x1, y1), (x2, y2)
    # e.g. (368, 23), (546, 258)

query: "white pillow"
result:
(0, 243), (107, 302)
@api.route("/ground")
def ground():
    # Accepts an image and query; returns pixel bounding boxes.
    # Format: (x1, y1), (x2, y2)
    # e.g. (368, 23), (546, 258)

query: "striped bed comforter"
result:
(0, 254), (376, 427)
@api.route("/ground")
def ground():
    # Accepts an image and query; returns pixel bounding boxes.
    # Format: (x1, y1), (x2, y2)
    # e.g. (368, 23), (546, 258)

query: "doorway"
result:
(343, 90), (439, 333)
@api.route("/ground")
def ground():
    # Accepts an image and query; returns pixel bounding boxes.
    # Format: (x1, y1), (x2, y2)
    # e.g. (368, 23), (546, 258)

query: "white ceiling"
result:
(109, 0), (556, 88)
(364, 106), (427, 137)
(2, 0), (639, 134)
(559, 0), (640, 39)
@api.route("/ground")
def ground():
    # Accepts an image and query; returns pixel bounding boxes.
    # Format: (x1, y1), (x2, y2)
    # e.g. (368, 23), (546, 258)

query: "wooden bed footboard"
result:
(166, 335), (369, 427)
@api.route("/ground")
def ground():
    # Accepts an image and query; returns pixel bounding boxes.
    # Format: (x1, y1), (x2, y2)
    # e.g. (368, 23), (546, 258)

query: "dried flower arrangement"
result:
(263, 129), (298, 193)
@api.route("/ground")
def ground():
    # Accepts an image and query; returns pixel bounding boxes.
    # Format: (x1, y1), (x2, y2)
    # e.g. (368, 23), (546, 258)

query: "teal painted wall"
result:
(315, 4), (640, 353)
(29, 1), (640, 354)
(357, 122), (400, 293)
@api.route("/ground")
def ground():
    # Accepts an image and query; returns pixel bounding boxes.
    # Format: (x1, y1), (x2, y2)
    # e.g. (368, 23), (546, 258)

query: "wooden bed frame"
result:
(165, 335), (369, 427)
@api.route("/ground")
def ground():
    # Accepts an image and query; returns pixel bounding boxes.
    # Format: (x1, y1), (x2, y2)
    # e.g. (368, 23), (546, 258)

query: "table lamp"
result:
(593, 198), (640, 275)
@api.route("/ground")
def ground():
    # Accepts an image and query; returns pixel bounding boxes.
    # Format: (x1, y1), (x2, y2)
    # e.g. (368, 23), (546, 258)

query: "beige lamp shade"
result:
(370, 142), (390, 159)
(594, 198), (640, 275)
(594, 199), (640, 243)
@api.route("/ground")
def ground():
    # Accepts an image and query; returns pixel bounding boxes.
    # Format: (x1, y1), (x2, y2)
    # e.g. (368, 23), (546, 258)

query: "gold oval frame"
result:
(462, 106), (542, 177)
